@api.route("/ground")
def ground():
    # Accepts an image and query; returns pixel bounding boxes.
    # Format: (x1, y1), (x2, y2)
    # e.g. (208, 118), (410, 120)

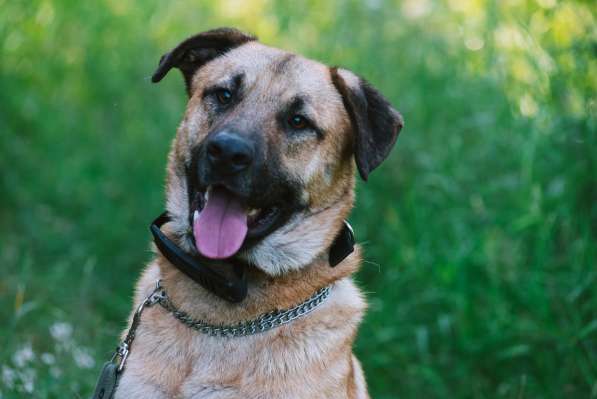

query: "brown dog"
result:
(112, 28), (402, 399)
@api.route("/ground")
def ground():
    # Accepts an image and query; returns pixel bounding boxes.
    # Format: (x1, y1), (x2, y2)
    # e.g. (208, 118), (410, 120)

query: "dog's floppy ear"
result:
(151, 28), (256, 95)
(330, 67), (403, 181)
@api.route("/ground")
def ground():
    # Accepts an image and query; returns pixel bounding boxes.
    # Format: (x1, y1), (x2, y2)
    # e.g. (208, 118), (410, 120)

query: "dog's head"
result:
(152, 28), (403, 275)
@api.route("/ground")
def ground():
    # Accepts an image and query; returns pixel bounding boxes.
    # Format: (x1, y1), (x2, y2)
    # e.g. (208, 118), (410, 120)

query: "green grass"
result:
(1, 1), (595, 398)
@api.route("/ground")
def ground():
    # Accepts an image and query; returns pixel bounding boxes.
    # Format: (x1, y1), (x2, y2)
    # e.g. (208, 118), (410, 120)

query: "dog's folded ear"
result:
(151, 28), (256, 95)
(330, 67), (404, 181)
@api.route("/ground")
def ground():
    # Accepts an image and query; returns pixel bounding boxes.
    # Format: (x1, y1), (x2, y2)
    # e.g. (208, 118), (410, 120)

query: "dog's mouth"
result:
(189, 185), (283, 259)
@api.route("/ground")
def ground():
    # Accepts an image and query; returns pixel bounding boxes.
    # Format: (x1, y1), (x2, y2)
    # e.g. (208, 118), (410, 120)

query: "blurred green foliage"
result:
(1, 0), (595, 398)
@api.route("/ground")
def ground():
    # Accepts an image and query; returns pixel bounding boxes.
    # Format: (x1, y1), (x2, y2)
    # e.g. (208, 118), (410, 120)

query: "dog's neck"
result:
(154, 245), (361, 325)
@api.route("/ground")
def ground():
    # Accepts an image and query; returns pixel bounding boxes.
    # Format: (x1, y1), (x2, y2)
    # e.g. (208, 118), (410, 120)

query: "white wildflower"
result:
(50, 366), (62, 378)
(49, 322), (73, 343)
(22, 380), (34, 393)
(1, 366), (16, 389)
(17, 368), (35, 394)
(12, 343), (35, 368)
(73, 347), (95, 369)
(40, 353), (55, 365)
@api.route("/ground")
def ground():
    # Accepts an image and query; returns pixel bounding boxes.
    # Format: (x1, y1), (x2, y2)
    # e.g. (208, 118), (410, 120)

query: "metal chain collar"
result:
(156, 281), (332, 337)
(110, 280), (331, 374)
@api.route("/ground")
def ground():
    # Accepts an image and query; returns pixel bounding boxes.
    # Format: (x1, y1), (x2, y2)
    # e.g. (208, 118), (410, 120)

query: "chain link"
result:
(156, 284), (331, 337)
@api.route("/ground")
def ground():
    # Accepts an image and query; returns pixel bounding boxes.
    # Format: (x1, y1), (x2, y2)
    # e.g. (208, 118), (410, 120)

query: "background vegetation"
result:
(1, 1), (595, 397)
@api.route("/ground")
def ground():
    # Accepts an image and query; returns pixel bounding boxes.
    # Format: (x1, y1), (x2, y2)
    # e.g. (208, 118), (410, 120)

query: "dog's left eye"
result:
(215, 89), (233, 105)
(288, 115), (309, 130)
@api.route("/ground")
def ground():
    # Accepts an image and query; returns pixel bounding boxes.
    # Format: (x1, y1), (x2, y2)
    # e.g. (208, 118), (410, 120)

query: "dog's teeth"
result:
(247, 208), (261, 218)
(204, 187), (211, 202)
(193, 210), (199, 223)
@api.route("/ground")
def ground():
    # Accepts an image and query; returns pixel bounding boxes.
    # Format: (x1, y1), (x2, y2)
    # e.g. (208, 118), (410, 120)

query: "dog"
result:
(111, 27), (402, 399)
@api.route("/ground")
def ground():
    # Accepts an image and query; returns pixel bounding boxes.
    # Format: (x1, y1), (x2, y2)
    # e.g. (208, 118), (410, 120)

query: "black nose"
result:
(206, 131), (254, 174)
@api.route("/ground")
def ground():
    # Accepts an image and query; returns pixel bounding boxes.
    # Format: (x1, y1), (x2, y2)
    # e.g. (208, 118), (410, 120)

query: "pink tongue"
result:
(193, 187), (248, 259)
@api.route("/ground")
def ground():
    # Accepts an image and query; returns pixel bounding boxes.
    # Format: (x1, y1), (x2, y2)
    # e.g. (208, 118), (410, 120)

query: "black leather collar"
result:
(150, 212), (355, 303)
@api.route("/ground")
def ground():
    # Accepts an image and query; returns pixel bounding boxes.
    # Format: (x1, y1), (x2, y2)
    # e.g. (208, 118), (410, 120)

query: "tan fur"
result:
(114, 40), (374, 398)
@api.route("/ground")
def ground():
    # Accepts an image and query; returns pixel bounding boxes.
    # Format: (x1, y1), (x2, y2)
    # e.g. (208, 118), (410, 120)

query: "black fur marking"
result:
(202, 73), (246, 121)
(151, 28), (256, 96)
(329, 67), (403, 180)
(272, 53), (296, 75)
(278, 96), (324, 140)
(202, 73), (245, 98)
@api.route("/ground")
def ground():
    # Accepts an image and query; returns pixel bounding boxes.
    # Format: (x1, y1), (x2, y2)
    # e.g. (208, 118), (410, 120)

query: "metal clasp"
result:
(109, 280), (163, 374)
(111, 343), (130, 373)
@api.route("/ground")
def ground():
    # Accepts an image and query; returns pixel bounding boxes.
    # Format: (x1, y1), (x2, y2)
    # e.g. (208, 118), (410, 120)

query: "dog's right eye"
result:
(288, 115), (309, 130)
(215, 89), (233, 105)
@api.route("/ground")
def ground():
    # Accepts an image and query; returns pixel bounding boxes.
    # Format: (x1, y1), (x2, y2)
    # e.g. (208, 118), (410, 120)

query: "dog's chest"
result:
(177, 326), (352, 398)
(115, 311), (355, 399)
